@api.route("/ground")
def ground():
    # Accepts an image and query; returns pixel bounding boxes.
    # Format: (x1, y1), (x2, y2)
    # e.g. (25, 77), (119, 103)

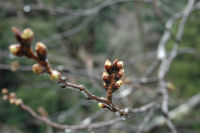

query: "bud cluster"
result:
(9, 27), (48, 60)
(8, 27), (128, 117)
(102, 59), (124, 92)
(9, 27), (52, 80)
(9, 27), (34, 57)
(1, 88), (23, 106)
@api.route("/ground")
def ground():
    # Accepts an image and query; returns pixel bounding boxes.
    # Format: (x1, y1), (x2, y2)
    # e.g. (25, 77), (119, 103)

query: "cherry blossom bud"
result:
(21, 28), (34, 40)
(98, 102), (106, 108)
(104, 60), (112, 70)
(1, 88), (8, 94)
(103, 83), (107, 88)
(15, 99), (23, 106)
(12, 27), (22, 42)
(167, 82), (176, 91)
(113, 59), (118, 68)
(9, 92), (16, 99)
(32, 64), (44, 74)
(35, 42), (47, 60)
(2, 95), (8, 101)
(9, 44), (21, 56)
(118, 69), (124, 79)
(117, 61), (123, 70)
(50, 70), (61, 82)
(9, 98), (16, 104)
(102, 72), (109, 81)
(115, 80), (123, 88)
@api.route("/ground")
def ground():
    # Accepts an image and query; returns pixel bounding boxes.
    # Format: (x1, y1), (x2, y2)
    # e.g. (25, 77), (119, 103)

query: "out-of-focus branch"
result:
(156, 0), (196, 133)
(126, 102), (157, 114)
(1, 88), (156, 131)
(57, 0), (152, 24)
(0, 1), (73, 14)
(0, 62), (31, 71)
(20, 103), (121, 131)
(136, 109), (154, 133)
(45, 0), (152, 41)
(144, 92), (200, 132)
(43, 15), (95, 43)
(0, 0), (151, 16)
(20, 101), (156, 131)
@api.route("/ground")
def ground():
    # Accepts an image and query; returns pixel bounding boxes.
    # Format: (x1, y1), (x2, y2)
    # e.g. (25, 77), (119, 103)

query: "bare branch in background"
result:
(144, 92), (200, 132)
(1, 0), (200, 133)
(156, 0), (196, 132)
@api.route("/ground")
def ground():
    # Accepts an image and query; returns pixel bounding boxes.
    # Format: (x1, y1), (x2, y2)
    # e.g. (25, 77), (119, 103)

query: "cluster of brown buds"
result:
(9, 28), (34, 57)
(9, 27), (61, 82)
(1, 88), (23, 106)
(8, 27), (128, 118)
(99, 59), (124, 108)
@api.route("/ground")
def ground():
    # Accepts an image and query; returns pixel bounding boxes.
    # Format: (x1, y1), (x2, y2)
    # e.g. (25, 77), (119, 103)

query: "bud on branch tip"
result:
(9, 92), (16, 99)
(98, 102), (106, 108)
(9, 44), (21, 56)
(1, 88), (8, 94)
(104, 60), (112, 70)
(117, 61), (123, 70)
(50, 70), (61, 82)
(21, 28), (34, 40)
(12, 27), (21, 36)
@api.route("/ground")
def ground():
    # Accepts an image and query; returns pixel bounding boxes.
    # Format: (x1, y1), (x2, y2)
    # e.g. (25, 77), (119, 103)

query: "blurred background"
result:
(0, 0), (200, 133)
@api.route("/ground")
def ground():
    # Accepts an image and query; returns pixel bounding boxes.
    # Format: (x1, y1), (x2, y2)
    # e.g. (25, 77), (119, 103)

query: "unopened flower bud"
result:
(15, 99), (23, 106)
(12, 27), (20, 35)
(118, 69), (124, 79)
(2, 95), (8, 101)
(50, 70), (61, 82)
(36, 42), (47, 60)
(98, 102), (106, 108)
(167, 82), (176, 91)
(9, 98), (16, 104)
(113, 59), (118, 68)
(12, 27), (22, 42)
(9, 92), (16, 99)
(9, 44), (21, 56)
(1, 88), (8, 94)
(115, 80), (123, 88)
(32, 64), (44, 74)
(104, 60), (112, 70)
(103, 83), (107, 88)
(102, 72), (109, 81)
(117, 61), (123, 70)
(10, 61), (19, 72)
(21, 28), (34, 40)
